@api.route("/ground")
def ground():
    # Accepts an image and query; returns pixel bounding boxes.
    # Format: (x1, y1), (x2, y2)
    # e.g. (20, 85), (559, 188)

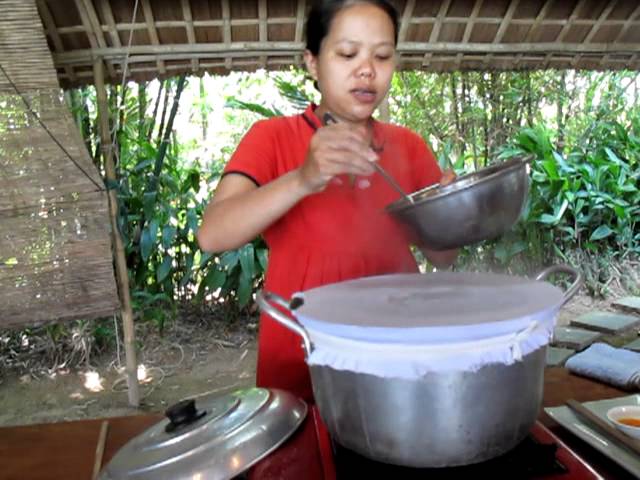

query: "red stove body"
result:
(248, 406), (603, 480)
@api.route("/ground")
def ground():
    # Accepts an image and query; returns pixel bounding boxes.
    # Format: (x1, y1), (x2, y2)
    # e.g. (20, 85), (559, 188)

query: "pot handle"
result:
(256, 290), (313, 357)
(535, 264), (582, 305)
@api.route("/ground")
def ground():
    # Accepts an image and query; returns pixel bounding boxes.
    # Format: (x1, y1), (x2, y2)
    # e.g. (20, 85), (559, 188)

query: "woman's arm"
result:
(197, 122), (377, 253)
(415, 169), (459, 269)
(197, 170), (308, 252)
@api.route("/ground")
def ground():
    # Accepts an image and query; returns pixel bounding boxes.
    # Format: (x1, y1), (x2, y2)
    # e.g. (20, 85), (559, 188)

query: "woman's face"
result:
(305, 2), (396, 124)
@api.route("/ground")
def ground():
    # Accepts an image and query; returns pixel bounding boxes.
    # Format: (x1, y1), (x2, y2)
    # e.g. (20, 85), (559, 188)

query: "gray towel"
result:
(565, 342), (640, 390)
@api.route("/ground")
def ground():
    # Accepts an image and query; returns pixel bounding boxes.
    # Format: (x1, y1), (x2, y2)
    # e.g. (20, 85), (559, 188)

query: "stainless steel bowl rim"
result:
(386, 157), (528, 214)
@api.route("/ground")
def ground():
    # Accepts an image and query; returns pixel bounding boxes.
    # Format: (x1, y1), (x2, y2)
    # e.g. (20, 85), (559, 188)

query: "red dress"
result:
(223, 104), (443, 401)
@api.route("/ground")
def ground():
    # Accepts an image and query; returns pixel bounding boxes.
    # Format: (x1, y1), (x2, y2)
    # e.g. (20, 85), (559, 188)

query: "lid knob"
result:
(165, 399), (206, 433)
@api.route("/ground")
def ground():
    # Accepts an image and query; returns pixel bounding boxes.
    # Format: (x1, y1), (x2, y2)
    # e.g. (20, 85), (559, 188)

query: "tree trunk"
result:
(117, 84), (127, 166)
(148, 80), (165, 141)
(68, 89), (96, 163)
(449, 73), (462, 157)
(138, 82), (147, 141)
(154, 75), (187, 180)
(199, 77), (208, 141)
(107, 86), (120, 169)
(137, 76), (188, 236)
(525, 71), (534, 127)
(488, 72), (498, 161)
(461, 73), (478, 170)
(479, 74), (489, 167)
(557, 71), (566, 150)
(80, 89), (96, 162)
(156, 81), (171, 147)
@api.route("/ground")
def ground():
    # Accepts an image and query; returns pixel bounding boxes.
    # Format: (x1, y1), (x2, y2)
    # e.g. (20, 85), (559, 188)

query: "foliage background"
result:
(3, 68), (638, 363)
(80, 68), (639, 319)
(388, 70), (639, 295)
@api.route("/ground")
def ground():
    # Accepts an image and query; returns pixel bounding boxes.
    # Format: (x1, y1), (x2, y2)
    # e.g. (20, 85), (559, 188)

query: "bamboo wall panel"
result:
(0, 0), (118, 328)
(0, 0), (60, 92)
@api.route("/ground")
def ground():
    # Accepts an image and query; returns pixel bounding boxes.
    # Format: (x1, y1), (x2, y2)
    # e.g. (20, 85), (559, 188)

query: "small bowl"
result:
(606, 405), (640, 439)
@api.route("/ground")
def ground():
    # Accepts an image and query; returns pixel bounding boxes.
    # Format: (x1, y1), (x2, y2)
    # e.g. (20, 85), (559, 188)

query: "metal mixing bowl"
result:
(386, 157), (530, 250)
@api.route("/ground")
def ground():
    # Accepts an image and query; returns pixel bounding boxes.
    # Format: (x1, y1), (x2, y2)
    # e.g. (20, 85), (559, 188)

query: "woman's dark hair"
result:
(305, 0), (399, 55)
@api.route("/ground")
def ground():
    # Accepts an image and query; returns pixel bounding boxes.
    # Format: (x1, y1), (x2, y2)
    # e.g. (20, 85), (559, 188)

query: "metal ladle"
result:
(322, 112), (414, 204)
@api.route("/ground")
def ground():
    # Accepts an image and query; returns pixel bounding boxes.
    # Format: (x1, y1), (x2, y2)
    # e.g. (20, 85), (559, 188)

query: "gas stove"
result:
(247, 407), (603, 480)
(334, 422), (602, 479)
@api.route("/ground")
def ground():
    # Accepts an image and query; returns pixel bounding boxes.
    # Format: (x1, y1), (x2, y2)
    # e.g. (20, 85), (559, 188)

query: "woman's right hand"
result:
(298, 123), (377, 193)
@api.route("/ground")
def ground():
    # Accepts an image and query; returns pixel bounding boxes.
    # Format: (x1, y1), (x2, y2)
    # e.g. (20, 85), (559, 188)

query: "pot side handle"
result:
(535, 264), (583, 306)
(256, 290), (313, 357)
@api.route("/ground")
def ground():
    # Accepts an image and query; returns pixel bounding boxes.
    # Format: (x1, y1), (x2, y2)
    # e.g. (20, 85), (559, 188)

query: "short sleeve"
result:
(222, 119), (277, 186)
(408, 131), (442, 191)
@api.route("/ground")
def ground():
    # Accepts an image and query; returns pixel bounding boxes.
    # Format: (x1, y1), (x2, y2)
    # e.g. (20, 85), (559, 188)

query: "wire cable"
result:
(107, 0), (141, 150)
(0, 62), (105, 192)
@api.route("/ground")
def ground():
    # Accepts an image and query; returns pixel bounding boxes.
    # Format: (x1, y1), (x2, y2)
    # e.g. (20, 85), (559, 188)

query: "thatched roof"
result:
(37, 0), (640, 89)
(0, 0), (119, 329)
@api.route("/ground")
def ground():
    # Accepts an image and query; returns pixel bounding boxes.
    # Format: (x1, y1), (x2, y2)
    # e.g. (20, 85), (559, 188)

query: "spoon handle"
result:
(371, 162), (414, 203)
(322, 112), (413, 203)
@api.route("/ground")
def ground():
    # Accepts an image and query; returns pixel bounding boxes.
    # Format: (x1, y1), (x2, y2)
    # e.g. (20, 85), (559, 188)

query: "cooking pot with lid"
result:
(256, 265), (582, 468)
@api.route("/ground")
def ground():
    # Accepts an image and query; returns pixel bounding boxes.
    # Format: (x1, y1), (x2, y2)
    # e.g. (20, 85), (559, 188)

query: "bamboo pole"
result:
(53, 41), (640, 67)
(92, 420), (109, 479)
(93, 57), (140, 407)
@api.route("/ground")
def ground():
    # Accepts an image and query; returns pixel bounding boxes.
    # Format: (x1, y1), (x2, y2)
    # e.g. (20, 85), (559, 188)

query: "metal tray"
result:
(545, 394), (640, 478)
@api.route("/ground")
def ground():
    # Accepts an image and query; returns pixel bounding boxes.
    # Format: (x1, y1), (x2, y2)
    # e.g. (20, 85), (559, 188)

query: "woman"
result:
(197, 0), (458, 402)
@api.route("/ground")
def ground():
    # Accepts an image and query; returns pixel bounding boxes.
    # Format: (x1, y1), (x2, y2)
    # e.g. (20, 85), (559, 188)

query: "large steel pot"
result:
(256, 265), (581, 468)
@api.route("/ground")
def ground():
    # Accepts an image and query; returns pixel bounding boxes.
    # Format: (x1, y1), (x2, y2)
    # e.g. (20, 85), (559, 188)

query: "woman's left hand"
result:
(440, 169), (456, 186)
(418, 168), (458, 268)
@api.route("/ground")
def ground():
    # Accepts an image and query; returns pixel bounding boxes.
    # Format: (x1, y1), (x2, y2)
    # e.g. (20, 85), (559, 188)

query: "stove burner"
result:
(335, 435), (568, 479)
(247, 413), (601, 480)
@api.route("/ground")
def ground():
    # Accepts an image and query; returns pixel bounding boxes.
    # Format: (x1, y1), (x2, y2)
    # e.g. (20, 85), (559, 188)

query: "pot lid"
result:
(99, 388), (307, 480)
(293, 272), (565, 344)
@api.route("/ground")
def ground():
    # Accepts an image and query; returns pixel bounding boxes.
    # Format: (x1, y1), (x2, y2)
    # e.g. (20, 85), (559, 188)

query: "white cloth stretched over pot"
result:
(292, 272), (565, 344)
(305, 317), (554, 379)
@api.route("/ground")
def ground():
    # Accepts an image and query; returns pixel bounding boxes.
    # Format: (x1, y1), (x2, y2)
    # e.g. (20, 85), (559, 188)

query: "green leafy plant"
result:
(65, 69), (640, 324)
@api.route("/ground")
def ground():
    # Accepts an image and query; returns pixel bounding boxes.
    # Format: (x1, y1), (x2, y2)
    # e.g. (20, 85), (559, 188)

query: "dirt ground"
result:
(0, 289), (635, 428)
(0, 307), (259, 427)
